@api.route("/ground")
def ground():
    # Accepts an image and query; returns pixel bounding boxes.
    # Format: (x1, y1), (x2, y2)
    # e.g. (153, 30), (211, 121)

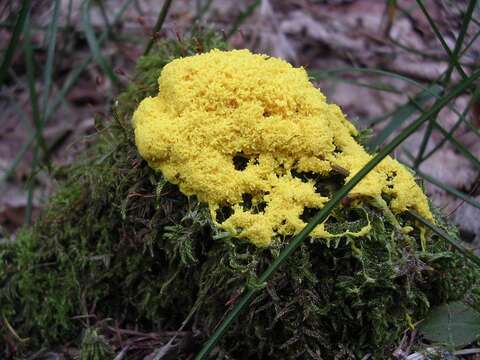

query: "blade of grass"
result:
(311, 67), (439, 132)
(444, 0), (476, 83)
(39, 0), (61, 167)
(144, 0), (174, 55)
(418, 170), (480, 210)
(0, 0), (135, 186)
(403, 149), (480, 210)
(415, 0), (468, 80)
(310, 67), (453, 101)
(311, 67), (437, 86)
(42, 0), (60, 111)
(312, 67), (475, 155)
(0, 0), (31, 85)
(0, 140), (31, 186)
(192, 0), (215, 24)
(0, 97), (32, 186)
(441, 0), (480, 52)
(408, 210), (480, 266)
(408, 95), (480, 171)
(225, 0), (260, 40)
(23, 13), (47, 160)
(413, 0), (476, 168)
(24, 148), (40, 226)
(315, 75), (403, 94)
(422, 87), (480, 162)
(460, 27), (480, 57)
(396, 1), (479, 67)
(67, 0), (73, 28)
(368, 84), (442, 150)
(364, 109), (397, 127)
(388, 36), (448, 61)
(313, 65), (470, 149)
(441, 0), (480, 27)
(94, 0), (112, 37)
(431, 121), (480, 171)
(23, 11), (42, 225)
(81, 0), (120, 86)
(311, 67), (447, 133)
(195, 67), (480, 360)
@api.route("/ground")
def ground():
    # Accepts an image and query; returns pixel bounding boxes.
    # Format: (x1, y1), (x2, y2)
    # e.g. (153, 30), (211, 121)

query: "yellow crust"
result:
(133, 49), (433, 247)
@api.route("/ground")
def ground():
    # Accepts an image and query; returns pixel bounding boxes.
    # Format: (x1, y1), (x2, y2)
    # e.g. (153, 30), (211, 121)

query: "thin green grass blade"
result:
(23, 14), (47, 159)
(23, 12), (42, 225)
(0, 141), (31, 186)
(408, 210), (480, 267)
(81, 0), (120, 86)
(192, 0), (215, 24)
(414, 116), (435, 168)
(364, 109), (397, 127)
(53, 0), (133, 115)
(450, 0), (477, 67)
(333, 64), (472, 148)
(95, 0), (112, 36)
(310, 66), (476, 123)
(38, 0), (60, 168)
(442, 0), (477, 82)
(310, 67), (438, 132)
(368, 84), (442, 150)
(431, 121), (480, 171)
(416, 168), (480, 210)
(66, 0), (74, 28)
(310, 67), (429, 86)
(310, 67), (470, 118)
(314, 66), (473, 158)
(0, 0), (31, 85)
(0, 0), (135, 185)
(24, 147), (40, 226)
(415, 0), (468, 79)
(144, 0), (174, 55)
(195, 67), (480, 360)
(42, 0), (60, 113)
(443, 0), (480, 26)
(422, 87), (480, 162)
(313, 74), (403, 94)
(388, 36), (447, 61)
(0, 98), (31, 185)
(407, 95), (480, 171)
(418, 102), (480, 163)
(413, 0), (476, 168)
(460, 27), (480, 57)
(225, 0), (260, 39)
(404, 147), (480, 209)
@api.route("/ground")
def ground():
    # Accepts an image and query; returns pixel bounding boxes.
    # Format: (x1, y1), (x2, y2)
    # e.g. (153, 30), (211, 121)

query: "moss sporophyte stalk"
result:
(133, 49), (433, 247)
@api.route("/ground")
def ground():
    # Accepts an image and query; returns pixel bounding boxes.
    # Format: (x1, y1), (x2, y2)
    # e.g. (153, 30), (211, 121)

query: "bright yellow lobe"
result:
(133, 49), (433, 247)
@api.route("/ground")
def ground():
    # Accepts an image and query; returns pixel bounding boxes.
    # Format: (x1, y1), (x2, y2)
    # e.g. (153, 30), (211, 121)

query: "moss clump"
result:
(1, 34), (478, 360)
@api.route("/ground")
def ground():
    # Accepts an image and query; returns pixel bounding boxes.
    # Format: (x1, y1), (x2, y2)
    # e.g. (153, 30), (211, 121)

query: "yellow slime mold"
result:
(133, 49), (432, 247)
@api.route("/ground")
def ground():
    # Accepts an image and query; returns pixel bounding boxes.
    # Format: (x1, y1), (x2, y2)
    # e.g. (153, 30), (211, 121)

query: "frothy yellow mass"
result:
(133, 49), (432, 247)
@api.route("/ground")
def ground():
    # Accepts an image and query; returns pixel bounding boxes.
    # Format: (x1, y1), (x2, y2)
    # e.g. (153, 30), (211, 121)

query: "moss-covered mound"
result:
(1, 34), (477, 360)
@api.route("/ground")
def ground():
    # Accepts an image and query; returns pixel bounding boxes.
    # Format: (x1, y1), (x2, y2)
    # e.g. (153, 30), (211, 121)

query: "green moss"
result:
(80, 328), (114, 360)
(1, 33), (479, 359)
